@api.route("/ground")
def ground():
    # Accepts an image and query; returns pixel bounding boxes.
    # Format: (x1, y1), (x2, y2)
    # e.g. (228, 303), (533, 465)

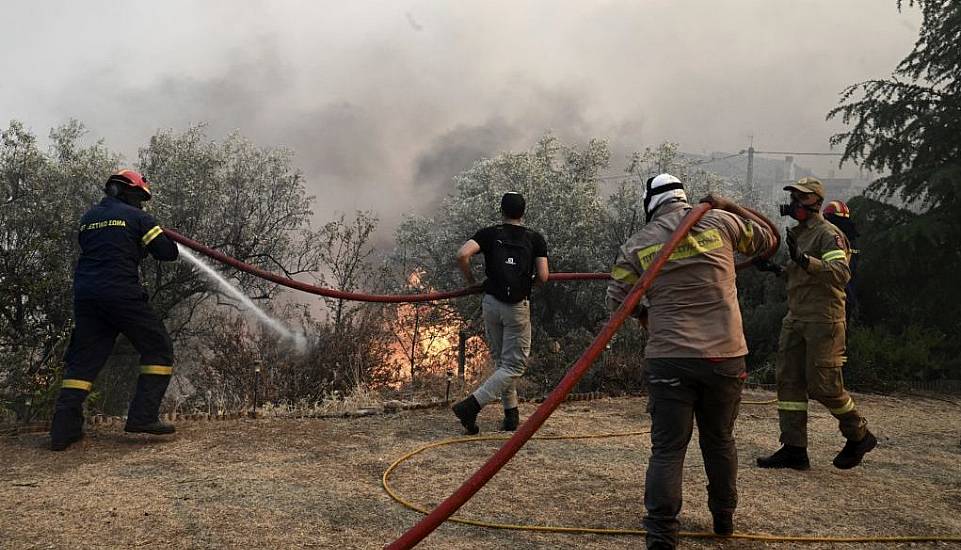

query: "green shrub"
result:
(845, 323), (948, 390)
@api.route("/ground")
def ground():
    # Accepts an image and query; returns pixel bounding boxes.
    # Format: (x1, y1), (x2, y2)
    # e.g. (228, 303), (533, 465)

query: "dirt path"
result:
(2, 391), (960, 549)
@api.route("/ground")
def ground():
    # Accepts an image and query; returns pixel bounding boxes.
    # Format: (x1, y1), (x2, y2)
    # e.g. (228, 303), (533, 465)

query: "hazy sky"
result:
(1, 1), (921, 227)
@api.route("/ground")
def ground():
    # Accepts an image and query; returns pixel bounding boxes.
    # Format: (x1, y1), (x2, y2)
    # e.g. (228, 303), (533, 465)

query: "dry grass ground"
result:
(1, 390), (960, 549)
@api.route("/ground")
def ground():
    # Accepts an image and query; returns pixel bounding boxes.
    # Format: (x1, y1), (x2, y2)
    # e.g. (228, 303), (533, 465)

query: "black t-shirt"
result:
(471, 224), (548, 302)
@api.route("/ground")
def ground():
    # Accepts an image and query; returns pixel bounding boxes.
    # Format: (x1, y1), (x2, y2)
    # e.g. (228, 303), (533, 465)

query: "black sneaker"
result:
(712, 512), (734, 536)
(833, 431), (877, 469)
(124, 421), (176, 435)
(501, 407), (519, 431)
(756, 445), (810, 470)
(50, 432), (84, 452)
(451, 396), (481, 435)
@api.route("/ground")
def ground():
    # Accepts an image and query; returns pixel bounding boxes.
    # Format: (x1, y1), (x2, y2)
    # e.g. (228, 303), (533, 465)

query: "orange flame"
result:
(386, 269), (462, 383)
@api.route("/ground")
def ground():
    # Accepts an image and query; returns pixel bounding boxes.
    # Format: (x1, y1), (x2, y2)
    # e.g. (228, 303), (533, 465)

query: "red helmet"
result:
(107, 169), (151, 200)
(823, 200), (850, 218)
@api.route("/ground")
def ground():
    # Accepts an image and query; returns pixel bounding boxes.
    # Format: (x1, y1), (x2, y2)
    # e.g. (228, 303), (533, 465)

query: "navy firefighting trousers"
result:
(52, 298), (174, 440)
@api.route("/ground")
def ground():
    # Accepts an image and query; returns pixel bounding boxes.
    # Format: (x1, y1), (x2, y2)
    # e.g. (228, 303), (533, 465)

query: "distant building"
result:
(819, 176), (869, 202)
(773, 156), (870, 203)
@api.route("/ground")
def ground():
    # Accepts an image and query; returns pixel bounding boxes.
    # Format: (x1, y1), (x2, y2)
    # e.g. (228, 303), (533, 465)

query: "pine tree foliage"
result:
(829, 1), (961, 381)
(829, 0), (961, 213)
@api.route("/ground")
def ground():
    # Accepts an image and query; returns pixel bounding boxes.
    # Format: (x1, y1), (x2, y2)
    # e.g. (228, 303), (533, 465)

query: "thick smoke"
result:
(0, 1), (921, 233)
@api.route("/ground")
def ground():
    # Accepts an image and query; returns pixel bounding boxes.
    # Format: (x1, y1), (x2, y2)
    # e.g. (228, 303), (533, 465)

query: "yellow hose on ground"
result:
(383, 431), (961, 544)
(743, 398), (777, 405)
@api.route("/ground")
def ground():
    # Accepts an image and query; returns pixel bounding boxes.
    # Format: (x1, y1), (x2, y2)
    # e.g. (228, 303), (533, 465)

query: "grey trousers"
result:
(472, 294), (532, 410)
(644, 357), (745, 549)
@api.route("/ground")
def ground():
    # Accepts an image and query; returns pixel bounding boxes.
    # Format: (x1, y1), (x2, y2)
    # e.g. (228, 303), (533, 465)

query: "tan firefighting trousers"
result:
(776, 319), (868, 447)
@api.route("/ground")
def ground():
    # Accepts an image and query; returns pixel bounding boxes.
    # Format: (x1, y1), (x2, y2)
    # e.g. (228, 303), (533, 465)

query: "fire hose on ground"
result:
(159, 208), (961, 545)
(375, 204), (961, 547)
(382, 203), (717, 548)
(381, 432), (961, 544)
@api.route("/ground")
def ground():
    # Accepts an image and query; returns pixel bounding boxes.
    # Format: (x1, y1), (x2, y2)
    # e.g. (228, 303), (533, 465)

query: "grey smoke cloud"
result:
(0, 1), (920, 231)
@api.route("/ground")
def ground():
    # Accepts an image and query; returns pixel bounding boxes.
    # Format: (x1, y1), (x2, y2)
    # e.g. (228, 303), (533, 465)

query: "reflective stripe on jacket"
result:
(606, 201), (776, 358)
(785, 214), (851, 322)
(73, 196), (178, 300)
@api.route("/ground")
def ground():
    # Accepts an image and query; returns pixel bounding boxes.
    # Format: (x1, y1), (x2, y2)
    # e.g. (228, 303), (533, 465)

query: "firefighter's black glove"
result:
(753, 258), (784, 275)
(785, 233), (809, 269)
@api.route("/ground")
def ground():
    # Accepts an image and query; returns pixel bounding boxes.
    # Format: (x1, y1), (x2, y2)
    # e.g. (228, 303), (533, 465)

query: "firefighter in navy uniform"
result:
(50, 170), (179, 451)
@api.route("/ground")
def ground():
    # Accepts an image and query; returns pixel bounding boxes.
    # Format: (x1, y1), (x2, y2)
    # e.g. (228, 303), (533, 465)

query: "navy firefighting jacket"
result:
(73, 196), (178, 300)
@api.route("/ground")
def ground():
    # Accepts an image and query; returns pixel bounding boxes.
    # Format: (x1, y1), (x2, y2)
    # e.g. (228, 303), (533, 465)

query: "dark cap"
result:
(501, 192), (526, 219)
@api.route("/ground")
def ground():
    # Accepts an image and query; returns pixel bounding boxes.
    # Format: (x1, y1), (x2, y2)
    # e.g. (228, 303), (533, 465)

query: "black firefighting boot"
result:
(756, 444), (810, 470)
(452, 395), (481, 435)
(712, 512), (734, 536)
(50, 388), (87, 451)
(50, 407), (85, 451)
(833, 430), (877, 470)
(501, 407), (520, 431)
(125, 374), (175, 435)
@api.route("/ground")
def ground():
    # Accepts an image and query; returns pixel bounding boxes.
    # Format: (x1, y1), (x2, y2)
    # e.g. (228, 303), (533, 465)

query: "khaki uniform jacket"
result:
(785, 214), (851, 322)
(607, 201), (776, 358)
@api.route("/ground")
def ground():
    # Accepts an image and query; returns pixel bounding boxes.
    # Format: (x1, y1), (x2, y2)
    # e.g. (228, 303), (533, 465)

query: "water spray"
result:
(178, 246), (308, 352)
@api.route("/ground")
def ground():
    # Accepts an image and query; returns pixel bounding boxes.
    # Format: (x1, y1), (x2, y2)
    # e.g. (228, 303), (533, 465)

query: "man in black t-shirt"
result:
(451, 192), (549, 434)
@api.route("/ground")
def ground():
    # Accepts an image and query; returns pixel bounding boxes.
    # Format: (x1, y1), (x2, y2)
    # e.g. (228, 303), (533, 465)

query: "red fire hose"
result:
(384, 203), (720, 549)
(163, 203), (779, 548)
(164, 229), (609, 303)
(163, 204), (776, 304)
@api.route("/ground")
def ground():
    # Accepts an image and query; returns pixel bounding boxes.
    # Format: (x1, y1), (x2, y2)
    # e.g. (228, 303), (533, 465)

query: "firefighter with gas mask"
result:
(50, 170), (179, 451)
(757, 177), (876, 470)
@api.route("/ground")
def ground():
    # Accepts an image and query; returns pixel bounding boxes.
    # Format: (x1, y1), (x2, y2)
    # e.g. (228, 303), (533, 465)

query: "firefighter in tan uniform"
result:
(757, 177), (876, 471)
(607, 174), (776, 550)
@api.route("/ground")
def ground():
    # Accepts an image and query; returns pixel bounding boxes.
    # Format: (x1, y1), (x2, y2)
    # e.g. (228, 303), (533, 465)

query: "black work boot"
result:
(452, 395), (481, 435)
(712, 512), (734, 536)
(833, 430), (877, 469)
(50, 408), (85, 451)
(124, 420), (176, 435)
(756, 444), (810, 470)
(501, 407), (519, 431)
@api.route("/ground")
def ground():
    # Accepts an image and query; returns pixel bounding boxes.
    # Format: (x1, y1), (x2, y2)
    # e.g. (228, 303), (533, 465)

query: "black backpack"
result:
(486, 225), (536, 303)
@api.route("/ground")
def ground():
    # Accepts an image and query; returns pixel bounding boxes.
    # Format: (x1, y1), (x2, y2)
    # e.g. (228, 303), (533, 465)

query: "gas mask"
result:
(779, 199), (818, 221)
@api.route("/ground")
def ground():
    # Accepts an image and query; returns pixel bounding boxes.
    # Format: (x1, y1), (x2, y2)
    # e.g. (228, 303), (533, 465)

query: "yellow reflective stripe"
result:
(821, 249), (847, 263)
(777, 400), (808, 411)
(636, 228), (725, 269)
(142, 225), (163, 246)
(830, 398), (856, 415)
(736, 222), (755, 254)
(611, 266), (639, 285)
(140, 365), (173, 376)
(62, 379), (93, 391)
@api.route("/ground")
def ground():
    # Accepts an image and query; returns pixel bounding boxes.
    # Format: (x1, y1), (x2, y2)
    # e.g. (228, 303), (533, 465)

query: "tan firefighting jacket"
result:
(785, 213), (851, 322)
(607, 201), (776, 358)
